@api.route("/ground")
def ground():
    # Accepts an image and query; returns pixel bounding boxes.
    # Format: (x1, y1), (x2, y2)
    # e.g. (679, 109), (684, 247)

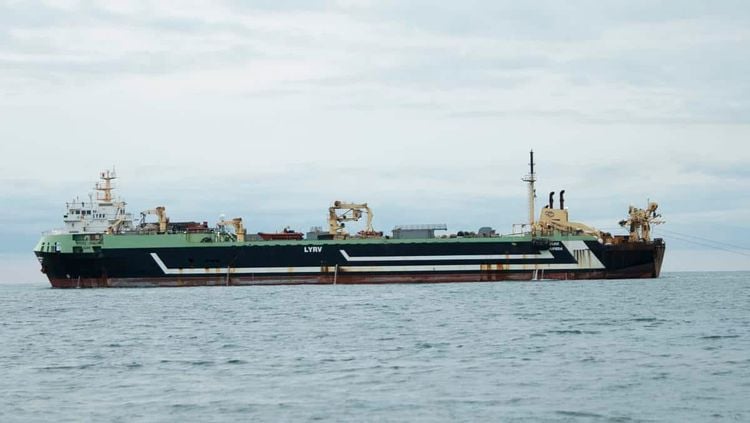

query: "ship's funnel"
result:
(549, 191), (555, 209)
(560, 190), (565, 210)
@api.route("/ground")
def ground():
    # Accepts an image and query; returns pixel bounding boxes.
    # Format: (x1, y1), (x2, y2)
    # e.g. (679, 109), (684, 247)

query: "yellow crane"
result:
(619, 202), (663, 242)
(217, 217), (246, 242)
(106, 204), (128, 234)
(141, 206), (169, 233)
(328, 201), (377, 238)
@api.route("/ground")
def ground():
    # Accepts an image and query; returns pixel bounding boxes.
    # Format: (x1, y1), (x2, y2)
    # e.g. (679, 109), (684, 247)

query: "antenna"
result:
(521, 150), (537, 231)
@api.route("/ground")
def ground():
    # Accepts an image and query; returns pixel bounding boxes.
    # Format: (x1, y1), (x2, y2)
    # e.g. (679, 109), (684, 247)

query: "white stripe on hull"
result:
(339, 249), (554, 262)
(561, 240), (605, 269)
(150, 239), (606, 275)
(150, 253), (321, 275)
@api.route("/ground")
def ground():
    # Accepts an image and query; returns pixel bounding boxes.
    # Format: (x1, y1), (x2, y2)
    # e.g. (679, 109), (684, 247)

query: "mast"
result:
(521, 150), (536, 231)
(95, 169), (116, 203)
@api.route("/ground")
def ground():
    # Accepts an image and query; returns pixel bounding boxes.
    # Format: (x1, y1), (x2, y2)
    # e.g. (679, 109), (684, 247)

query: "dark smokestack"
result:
(560, 190), (565, 210)
(549, 191), (555, 209)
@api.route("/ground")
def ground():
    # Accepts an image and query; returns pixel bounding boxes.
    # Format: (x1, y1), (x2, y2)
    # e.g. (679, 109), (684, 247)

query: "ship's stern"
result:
(652, 238), (666, 278)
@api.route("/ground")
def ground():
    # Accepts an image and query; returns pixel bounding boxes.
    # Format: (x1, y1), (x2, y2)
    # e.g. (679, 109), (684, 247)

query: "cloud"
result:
(3, 1), (749, 128)
(1, 1), (749, 270)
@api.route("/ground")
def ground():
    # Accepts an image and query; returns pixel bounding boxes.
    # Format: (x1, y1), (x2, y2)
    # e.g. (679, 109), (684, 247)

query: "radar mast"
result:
(521, 150), (537, 232)
(95, 169), (116, 203)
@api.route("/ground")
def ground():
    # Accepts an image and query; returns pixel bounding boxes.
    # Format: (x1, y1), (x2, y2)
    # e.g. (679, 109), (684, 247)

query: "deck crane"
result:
(328, 201), (379, 239)
(619, 202), (664, 242)
(217, 217), (246, 242)
(106, 203), (128, 234)
(140, 206), (169, 233)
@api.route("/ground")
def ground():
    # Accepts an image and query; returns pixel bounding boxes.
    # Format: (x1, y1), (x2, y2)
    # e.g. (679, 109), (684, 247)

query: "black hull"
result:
(37, 238), (665, 288)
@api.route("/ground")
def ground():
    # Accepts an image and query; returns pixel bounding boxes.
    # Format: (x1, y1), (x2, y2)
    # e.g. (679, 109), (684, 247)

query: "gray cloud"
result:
(1, 0), (749, 272)
(2, 0), (748, 123)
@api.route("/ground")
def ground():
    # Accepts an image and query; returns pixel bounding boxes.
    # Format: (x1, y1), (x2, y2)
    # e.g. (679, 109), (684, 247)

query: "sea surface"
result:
(1, 272), (748, 422)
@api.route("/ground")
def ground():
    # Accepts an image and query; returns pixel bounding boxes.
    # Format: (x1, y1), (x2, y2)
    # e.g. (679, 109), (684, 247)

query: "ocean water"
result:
(1, 273), (748, 422)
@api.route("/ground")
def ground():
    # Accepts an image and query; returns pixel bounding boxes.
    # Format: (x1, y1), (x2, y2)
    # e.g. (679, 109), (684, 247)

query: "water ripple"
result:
(1, 272), (749, 421)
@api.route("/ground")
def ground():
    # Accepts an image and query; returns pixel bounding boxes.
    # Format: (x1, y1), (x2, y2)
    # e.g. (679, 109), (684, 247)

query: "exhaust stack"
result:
(560, 190), (565, 210)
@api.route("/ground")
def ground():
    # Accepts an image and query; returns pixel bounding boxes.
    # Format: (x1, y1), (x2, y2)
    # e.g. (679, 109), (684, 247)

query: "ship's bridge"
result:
(60, 170), (134, 234)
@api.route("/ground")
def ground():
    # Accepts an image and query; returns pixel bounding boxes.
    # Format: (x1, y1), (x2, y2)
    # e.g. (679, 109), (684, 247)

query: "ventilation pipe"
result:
(548, 191), (555, 209)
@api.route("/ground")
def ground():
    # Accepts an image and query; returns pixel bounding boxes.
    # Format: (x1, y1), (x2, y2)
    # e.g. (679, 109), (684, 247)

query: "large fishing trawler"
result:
(34, 152), (665, 288)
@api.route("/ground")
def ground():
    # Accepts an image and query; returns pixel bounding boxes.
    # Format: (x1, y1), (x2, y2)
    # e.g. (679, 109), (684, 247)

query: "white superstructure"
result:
(61, 170), (134, 234)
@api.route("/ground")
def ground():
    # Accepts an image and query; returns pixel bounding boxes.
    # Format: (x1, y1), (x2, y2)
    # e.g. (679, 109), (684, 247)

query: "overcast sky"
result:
(2, 0), (749, 282)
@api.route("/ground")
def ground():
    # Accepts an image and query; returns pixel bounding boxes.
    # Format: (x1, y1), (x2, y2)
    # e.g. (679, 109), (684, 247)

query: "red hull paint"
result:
(48, 267), (659, 288)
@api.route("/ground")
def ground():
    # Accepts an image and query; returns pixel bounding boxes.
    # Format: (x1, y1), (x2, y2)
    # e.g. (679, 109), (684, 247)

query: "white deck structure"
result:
(61, 170), (134, 234)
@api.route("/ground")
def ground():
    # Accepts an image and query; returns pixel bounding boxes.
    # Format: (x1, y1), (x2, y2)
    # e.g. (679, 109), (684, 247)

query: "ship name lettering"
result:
(304, 246), (323, 253)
